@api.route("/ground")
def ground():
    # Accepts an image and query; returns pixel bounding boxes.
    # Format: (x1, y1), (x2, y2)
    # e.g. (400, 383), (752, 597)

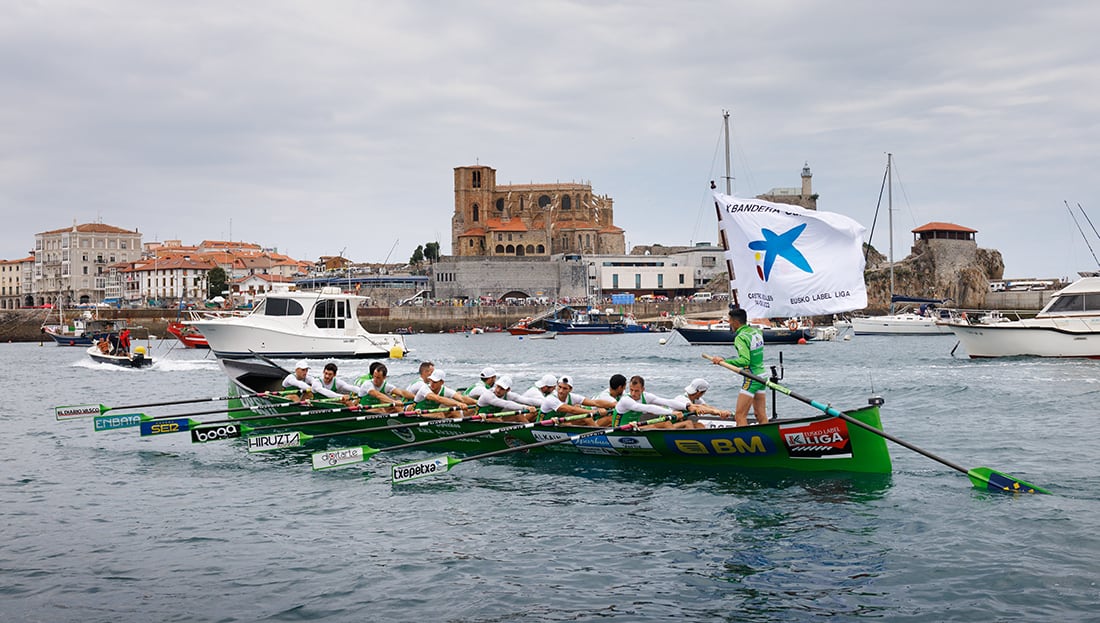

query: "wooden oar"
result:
(54, 391), (283, 420)
(245, 406), (522, 452)
(387, 413), (683, 483)
(311, 411), (606, 472)
(703, 353), (1049, 494)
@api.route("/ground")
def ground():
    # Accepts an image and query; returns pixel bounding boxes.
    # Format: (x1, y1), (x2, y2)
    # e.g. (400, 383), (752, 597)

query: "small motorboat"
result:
(86, 343), (154, 368)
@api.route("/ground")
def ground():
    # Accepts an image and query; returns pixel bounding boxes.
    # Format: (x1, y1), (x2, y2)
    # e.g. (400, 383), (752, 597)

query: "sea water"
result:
(1, 333), (1098, 622)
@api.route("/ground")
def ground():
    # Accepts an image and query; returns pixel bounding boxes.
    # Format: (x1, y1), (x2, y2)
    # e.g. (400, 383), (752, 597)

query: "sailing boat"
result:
(849, 154), (954, 336)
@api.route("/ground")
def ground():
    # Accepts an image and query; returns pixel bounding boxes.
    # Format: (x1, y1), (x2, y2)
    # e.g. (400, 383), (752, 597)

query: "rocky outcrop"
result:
(862, 240), (1004, 313)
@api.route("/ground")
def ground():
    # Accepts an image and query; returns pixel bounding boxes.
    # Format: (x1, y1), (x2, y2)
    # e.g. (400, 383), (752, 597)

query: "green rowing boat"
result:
(217, 359), (893, 474)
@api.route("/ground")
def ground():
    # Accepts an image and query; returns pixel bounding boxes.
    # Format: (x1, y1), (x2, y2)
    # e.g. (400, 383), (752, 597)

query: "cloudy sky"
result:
(3, 1), (1098, 280)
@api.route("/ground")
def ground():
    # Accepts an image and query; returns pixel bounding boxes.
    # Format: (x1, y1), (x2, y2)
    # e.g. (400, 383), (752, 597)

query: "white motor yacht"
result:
(945, 277), (1100, 358)
(188, 286), (407, 359)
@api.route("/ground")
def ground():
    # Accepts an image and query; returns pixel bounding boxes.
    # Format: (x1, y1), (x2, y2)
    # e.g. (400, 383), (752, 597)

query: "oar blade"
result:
(391, 456), (458, 484)
(93, 413), (146, 431)
(245, 431), (308, 452)
(139, 418), (191, 436)
(968, 467), (1050, 495)
(192, 423), (245, 444)
(311, 446), (378, 470)
(55, 404), (105, 420)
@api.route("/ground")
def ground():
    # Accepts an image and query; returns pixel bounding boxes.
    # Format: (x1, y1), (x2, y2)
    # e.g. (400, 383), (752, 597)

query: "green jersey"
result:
(728, 324), (765, 375)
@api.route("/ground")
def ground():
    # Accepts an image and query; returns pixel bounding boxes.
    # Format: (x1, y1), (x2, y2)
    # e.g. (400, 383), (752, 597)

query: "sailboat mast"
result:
(887, 153), (895, 315)
(723, 110), (732, 194)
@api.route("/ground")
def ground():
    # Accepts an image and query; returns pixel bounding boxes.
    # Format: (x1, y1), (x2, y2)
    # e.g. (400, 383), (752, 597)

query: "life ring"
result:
(804, 318), (814, 330)
(786, 319), (798, 331)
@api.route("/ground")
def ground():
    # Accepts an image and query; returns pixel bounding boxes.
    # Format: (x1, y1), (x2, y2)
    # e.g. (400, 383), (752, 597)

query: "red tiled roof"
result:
(483, 218), (529, 232)
(913, 222), (977, 234)
(459, 228), (487, 237)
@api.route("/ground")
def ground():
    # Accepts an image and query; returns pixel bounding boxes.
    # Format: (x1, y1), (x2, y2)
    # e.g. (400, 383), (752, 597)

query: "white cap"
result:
(685, 378), (710, 394)
(538, 374), (557, 388)
(494, 375), (512, 390)
(294, 360), (309, 370)
(428, 369), (446, 382)
(558, 375), (573, 387)
(480, 366), (498, 379)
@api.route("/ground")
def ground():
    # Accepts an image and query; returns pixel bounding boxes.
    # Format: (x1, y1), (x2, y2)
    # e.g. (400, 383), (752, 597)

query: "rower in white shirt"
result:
(281, 360), (318, 403)
(537, 376), (606, 426)
(612, 376), (697, 429)
(476, 376), (539, 422)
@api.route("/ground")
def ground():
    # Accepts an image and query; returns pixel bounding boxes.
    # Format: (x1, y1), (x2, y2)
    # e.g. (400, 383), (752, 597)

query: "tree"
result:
(424, 241), (440, 263)
(410, 245), (424, 269)
(207, 266), (227, 299)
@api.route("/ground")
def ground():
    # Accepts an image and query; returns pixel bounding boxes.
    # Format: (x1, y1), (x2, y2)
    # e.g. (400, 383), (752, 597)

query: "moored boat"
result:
(42, 311), (124, 346)
(672, 316), (814, 345)
(166, 321), (210, 348)
(945, 276), (1100, 358)
(187, 285), (407, 359)
(216, 358), (893, 474)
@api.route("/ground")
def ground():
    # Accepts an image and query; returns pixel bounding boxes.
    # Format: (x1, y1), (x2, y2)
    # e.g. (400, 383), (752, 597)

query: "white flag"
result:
(715, 192), (867, 319)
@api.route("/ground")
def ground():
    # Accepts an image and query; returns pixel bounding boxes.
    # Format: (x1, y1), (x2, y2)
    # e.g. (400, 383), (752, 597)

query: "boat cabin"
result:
(1039, 277), (1100, 317)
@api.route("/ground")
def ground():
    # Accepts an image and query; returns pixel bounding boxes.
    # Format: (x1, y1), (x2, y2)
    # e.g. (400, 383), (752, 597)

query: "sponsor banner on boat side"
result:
(532, 430), (620, 455)
(140, 419), (189, 436)
(311, 447), (365, 470)
(192, 424), (242, 443)
(666, 430), (778, 457)
(779, 418), (852, 459)
(94, 414), (143, 431)
(55, 405), (102, 420)
(245, 431), (299, 452)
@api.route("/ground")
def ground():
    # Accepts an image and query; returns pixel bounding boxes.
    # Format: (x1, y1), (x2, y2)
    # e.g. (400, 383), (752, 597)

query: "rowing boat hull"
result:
(220, 359), (892, 474)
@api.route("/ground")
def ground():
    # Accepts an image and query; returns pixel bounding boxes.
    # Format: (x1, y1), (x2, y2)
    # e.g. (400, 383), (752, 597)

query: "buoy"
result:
(797, 338), (807, 345)
(843, 335), (852, 341)
(389, 345), (404, 359)
(658, 338), (668, 345)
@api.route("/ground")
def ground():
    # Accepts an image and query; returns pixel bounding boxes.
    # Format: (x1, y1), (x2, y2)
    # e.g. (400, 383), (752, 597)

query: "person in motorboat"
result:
(282, 360), (319, 403)
(536, 376), (606, 426)
(710, 307), (769, 427)
(612, 376), (693, 430)
(117, 328), (131, 355)
(412, 369), (472, 416)
(476, 376), (539, 422)
(355, 361), (414, 408)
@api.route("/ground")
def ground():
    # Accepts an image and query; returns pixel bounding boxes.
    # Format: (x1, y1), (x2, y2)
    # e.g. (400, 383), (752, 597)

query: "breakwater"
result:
(0, 302), (729, 343)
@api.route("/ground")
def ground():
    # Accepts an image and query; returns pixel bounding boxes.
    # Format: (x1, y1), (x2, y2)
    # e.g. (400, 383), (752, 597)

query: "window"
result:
(121, 241), (127, 249)
(702, 256), (716, 268)
(612, 274), (619, 288)
(562, 195), (571, 210)
(496, 198), (504, 211)
(264, 298), (305, 317)
(1046, 295), (1083, 314)
(635, 274), (641, 289)
(658, 274), (664, 288)
(314, 299), (347, 329)
(471, 170), (481, 188)
(536, 244), (545, 253)
(679, 274), (685, 284)
(468, 240), (474, 247)
(539, 195), (551, 208)
(472, 204), (480, 222)
(495, 245), (505, 253)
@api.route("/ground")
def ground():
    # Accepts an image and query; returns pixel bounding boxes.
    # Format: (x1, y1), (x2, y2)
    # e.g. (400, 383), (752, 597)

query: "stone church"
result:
(450, 165), (626, 258)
